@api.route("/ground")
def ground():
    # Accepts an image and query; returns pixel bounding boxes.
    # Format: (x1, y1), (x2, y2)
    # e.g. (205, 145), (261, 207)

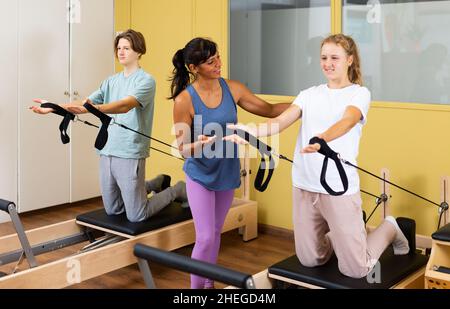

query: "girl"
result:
(226, 34), (409, 278)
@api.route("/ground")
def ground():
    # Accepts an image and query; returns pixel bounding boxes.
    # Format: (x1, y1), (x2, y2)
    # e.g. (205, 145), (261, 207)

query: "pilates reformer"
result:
(13, 103), (447, 289)
(234, 171), (448, 289)
(126, 134), (449, 290)
(224, 132), (450, 289)
(130, 214), (450, 290)
(0, 101), (259, 288)
(0, 150), (257, 288)
(131, 223), (450, 290)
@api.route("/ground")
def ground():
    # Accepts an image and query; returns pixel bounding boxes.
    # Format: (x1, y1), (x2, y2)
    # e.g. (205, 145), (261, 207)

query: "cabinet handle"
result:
(73, 91), (79, 96)
(64, 91), (70, 96)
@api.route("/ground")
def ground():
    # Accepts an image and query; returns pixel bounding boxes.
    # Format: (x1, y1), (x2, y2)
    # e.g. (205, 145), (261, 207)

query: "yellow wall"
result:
(115, 0), (449, 237)
(114, 0), (131, 32)
(114, 0), (131, 72)
(358, 103), (450, 235)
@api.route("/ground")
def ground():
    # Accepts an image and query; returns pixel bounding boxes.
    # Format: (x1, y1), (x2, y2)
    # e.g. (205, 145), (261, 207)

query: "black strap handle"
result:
(0, 199), (15, 213)
(234, 129), (275, 192)
(83, 103), (112, 150)
(134, 244), (254, 288)
(309, 137), (348, 196)
(255, 156), (275, 192)
(41, 102), (75, 144)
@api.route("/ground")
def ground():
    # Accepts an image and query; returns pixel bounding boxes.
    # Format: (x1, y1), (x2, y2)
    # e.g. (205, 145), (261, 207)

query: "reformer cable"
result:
(360, 190), (390, 224)
(360, 189), (381, 200)
(342, 158), (445, 210)
(309, 137), (449, 224)
(41, 102), (183, 162)
(235, 131), (449, 227)
(114, 122), (177, 151)
(76, 116), (183, 161)
(43, 105), (450, 224)
(82, 102), (180, 152)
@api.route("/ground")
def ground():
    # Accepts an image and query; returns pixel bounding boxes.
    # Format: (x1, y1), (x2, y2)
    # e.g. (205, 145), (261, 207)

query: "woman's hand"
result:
(222, 134), (248, 145)
(197, 134), (217, 146)
(223, 124), (257, 145)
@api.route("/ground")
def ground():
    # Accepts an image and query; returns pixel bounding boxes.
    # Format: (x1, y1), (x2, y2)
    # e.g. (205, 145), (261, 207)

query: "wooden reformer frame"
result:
(0, 150), (257, 288)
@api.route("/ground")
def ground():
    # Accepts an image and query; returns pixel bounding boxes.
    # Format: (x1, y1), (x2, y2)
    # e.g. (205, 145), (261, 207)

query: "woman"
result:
(226, 34), (409, 279)
(170, 37), (290, 288)
(30, 29), (188, 222)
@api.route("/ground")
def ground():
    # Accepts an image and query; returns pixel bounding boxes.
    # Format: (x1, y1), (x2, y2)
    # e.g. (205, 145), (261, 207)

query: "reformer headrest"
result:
(309, 137), (348, 196)
(83, 102), (111, 150)
(432, 223), (450, 242)
(41, 102), (75, 144)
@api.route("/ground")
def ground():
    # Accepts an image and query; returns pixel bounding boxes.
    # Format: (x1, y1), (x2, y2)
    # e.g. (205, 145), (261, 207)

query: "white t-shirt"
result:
(292, 84), (371, 195)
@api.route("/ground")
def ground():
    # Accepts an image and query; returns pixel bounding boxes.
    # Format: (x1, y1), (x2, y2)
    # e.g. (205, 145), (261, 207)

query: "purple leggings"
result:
(186, 176), (235, 289)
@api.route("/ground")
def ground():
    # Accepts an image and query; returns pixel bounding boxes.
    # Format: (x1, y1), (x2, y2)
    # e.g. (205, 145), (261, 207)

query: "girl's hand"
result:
(301, 143), (321, 153)
(301, 134), (324, 153)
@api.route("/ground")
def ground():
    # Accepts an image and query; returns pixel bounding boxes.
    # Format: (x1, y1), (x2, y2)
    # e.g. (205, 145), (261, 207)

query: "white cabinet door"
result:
(0, 0), (18, 222)
(18, 0), (70, 212)
(70, 0), (114, 202)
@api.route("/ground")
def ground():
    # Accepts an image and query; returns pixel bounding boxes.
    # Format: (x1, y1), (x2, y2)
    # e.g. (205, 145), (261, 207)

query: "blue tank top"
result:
(183, 78), (241, 191)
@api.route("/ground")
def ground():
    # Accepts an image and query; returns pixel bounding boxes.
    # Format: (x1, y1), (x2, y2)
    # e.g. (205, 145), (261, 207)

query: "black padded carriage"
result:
(268, 248), (428, 289)
(76, 202), (192, 236)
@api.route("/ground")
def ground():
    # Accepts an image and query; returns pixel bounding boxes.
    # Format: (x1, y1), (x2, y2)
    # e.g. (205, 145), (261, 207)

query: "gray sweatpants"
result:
(293, 187), (396, 278)
(99, 155), (176, 222)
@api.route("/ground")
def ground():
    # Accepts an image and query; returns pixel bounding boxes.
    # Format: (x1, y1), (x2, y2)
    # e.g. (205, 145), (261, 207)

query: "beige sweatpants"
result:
(292, 187), (396, 278)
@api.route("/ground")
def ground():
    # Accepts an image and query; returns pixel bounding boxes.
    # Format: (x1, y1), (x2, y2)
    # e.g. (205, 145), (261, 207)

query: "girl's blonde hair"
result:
(321, 34), (363, 85)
